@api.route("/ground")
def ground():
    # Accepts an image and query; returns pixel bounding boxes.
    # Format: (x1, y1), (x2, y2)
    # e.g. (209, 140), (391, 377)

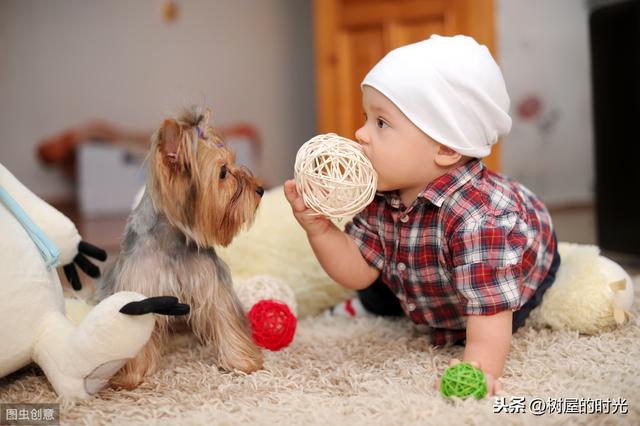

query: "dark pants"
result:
(357, 237), (561, 345)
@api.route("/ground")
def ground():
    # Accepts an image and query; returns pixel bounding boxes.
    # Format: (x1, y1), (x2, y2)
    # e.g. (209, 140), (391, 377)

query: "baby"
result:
(284, 35), (559, 395)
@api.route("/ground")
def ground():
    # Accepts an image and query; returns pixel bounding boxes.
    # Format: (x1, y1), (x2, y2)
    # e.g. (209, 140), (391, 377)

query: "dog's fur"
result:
(95, 107), (264, 389)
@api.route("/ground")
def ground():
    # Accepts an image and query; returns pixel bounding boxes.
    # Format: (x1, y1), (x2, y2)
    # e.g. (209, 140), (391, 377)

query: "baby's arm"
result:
(446, 211), (528, 393)
(436, 312), (512, 395)
(308, 219), (379, 290)
(284, 180), (379, 290)
(463, 310), (512, 379)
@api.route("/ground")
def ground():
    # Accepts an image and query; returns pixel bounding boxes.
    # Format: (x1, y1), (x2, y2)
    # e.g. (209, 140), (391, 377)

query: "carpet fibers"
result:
(1, 287), (639, 425)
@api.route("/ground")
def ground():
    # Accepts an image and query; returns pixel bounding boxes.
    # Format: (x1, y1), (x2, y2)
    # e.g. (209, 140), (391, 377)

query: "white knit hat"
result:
(361, 35), (512, 158)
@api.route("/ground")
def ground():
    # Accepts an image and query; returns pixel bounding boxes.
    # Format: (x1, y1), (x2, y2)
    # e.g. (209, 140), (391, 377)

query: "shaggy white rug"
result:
(1, 282), (638, 425)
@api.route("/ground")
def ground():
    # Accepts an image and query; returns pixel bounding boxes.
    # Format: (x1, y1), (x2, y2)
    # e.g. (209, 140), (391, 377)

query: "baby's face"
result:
(356, 86), (442, 198)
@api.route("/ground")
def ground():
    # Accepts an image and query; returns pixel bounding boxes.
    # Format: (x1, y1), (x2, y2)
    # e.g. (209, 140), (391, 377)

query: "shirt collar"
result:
(382, 159), (484, 209)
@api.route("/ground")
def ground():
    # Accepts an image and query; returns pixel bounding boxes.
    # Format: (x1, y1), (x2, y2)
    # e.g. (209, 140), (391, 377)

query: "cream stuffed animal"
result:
(218, 186), (635, 334)
(217, 186), (352, 317)
(529, 242), (635, 334)
(0, 163), (189, 400)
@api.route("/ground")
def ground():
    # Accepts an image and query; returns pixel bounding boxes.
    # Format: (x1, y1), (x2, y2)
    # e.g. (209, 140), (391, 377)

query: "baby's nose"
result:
(355, 126), (367, 144)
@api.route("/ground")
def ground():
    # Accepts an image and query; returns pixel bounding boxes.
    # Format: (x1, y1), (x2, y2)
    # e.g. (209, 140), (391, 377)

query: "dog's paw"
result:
(234, 355), (264, 374)
(108, 368), (145, 390)
(219, 345), (264, 374)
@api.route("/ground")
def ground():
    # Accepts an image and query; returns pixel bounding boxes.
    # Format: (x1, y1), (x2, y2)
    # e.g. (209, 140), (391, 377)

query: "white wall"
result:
(0, 0), (315, 200)
(2, 0), (596, 207)
(498, 0), (594, 205)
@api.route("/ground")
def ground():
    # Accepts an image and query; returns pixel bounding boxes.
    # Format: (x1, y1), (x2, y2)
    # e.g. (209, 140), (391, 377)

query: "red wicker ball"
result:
(247, 300), (297, 351)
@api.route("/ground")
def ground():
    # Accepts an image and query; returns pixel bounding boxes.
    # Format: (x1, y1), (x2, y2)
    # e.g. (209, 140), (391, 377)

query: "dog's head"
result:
(148, 107), (263, 247)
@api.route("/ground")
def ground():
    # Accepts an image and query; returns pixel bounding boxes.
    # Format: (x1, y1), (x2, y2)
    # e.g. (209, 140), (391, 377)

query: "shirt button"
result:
(407, 302), (416, 311)
(400, 215), (409, 223)
(397, 262), (406, 272)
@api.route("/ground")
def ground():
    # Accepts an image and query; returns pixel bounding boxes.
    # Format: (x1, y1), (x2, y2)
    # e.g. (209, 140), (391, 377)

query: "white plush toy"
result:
(529, 242), (635, 334)
(0, 163), (189, 400)
(217, 186), (352, 318)
(218, 186), (635, 334)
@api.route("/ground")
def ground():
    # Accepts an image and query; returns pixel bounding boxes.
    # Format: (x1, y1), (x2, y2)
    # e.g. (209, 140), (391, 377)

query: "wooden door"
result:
(314, 0), (500, 171)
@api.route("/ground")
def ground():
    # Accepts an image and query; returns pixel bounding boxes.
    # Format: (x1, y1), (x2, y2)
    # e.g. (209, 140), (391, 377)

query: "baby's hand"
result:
(433, 358), (502, 397)
(283, 179), (332, 237)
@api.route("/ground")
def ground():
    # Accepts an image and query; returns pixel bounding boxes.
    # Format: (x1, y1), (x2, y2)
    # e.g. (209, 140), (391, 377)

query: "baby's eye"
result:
(377, 118), (389, 129)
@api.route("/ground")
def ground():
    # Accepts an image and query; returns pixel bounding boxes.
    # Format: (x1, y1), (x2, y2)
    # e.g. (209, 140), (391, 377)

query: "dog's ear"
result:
(159, 119), (182, 167)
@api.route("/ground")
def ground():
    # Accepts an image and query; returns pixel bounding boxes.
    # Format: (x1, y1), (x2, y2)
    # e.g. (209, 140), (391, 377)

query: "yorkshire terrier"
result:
(95, 107), (264, 389)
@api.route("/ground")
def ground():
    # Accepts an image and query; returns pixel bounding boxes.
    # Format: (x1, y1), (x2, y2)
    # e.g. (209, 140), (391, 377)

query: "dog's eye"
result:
(219, 165), (227, 179)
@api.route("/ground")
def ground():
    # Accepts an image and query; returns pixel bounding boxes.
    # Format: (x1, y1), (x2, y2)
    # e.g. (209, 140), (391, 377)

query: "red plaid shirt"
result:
(345, 159), (556, 346)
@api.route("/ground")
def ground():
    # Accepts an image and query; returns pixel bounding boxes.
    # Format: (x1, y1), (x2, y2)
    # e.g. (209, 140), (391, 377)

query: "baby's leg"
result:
(357, 277), (405, 316)
(325, 278), (404, 318)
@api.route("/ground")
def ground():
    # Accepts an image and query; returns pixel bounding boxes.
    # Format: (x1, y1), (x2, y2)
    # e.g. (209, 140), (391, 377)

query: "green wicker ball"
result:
(440, 362), (488, 400)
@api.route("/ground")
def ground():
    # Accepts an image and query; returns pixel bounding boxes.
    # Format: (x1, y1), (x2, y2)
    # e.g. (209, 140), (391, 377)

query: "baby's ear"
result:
(159, 119), (182, 166)
(434, 144), (463, 167)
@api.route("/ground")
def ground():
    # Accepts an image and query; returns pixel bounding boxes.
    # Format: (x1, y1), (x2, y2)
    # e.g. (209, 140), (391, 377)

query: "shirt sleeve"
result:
(449, 211), (528, 316)
(344, 203), (385, 271)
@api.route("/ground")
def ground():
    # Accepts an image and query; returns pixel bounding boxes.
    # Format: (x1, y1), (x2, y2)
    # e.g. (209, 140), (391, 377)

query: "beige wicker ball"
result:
(294, 133), (377, 218)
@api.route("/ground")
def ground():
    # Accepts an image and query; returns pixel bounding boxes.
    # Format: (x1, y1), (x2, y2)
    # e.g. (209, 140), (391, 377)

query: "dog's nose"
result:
(256, 186), (264, 197)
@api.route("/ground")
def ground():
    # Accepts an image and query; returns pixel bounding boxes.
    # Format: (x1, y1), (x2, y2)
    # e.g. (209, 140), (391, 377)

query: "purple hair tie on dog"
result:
(195, 125), (224, 148)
